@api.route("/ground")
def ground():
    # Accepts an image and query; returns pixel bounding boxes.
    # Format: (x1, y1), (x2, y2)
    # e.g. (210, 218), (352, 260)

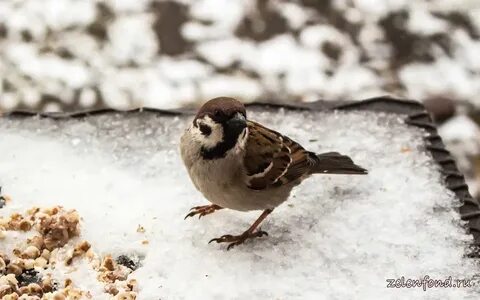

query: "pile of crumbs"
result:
(0, 195), (138, 299)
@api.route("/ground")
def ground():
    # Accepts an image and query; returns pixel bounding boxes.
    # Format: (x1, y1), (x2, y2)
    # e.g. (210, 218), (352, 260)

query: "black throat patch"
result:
(200, 123), (245, 160)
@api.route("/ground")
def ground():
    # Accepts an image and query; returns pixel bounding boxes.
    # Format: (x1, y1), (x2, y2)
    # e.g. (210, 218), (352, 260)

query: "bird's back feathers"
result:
(243, 121), (367, 191)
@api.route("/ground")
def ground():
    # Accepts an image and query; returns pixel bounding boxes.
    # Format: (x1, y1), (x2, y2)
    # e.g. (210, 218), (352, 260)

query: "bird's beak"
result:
(226, 112), (247, 135)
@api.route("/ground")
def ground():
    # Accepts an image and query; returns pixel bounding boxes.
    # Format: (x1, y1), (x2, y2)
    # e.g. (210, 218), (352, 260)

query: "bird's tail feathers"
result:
(310, 151), (367, 175)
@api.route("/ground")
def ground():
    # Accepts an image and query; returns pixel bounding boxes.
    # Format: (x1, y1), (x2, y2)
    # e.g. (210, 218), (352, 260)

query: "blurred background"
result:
(0, 0), (479, 199)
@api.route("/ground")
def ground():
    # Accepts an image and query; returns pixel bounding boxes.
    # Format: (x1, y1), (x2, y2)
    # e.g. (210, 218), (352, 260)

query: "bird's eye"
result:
(199, 124), (212, 136)
(213, 110), (221, 117)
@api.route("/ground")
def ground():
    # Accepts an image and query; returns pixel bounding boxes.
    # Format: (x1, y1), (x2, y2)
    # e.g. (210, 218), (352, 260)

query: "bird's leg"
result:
(209, 209), (273, 250)
(184, 204), (223, 219)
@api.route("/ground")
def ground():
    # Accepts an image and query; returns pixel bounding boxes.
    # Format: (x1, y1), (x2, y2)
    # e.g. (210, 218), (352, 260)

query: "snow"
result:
(196, 38), (246, 68)
(199, 75), (262, 101)
(2, 0), (480, 110)
(323, 65), (381, 99)
(399, 57), (478, 100)
(452, 30), (480, 71)
(79, 88), (97, 108)
(299, 25), (349, 50)
(277, 2), (311, 30)
(358, 24), (391, 63)
(439, 115), (480, 142)
(0, 93), (19, 110)
(106, 15), (158, 66)
(105, 0), (150, 13)
(439, 115), (480, 196)
(241, 35), (329, 75)
(189, 0), (247, 32)
(156, 58), (212, 82)
(284, 69), (327, 96)
(1, 0), (95, 35)
(407, 7), (449, 35)
(0, 110), (476, 299)
(349, 0), (408, 18)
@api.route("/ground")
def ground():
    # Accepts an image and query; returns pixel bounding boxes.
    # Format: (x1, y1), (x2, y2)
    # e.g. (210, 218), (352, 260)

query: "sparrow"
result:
(180, 97), (367, 250)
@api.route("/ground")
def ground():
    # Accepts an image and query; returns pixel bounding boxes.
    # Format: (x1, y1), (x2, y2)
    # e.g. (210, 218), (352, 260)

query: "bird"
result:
(180, 97), (367, 250)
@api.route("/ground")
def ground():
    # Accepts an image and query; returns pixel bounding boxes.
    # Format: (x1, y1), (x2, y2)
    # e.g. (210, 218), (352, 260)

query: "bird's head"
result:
(191, 97), (248, 159)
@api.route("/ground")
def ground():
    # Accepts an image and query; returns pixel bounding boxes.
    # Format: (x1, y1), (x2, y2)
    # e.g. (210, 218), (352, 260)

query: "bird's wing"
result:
(243, 121), (316, 190)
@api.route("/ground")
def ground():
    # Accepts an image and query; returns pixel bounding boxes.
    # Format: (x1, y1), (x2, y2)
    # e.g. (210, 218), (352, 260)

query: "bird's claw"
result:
(184, 205), (221, 220)
(189, 205), (204, 211)
(208, 229), (268, 250)
(208, 234), (234, 243)
(184, 212), (196, 219)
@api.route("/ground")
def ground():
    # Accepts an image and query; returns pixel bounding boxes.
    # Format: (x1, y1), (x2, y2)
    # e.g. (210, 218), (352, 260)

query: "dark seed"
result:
(116, 254), (141, 271)
(16, 269), (41, 286)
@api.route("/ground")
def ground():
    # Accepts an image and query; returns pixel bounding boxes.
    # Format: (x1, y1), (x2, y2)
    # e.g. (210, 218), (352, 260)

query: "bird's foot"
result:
(184, 204), (222, 219)
(209, 229), (268, 250)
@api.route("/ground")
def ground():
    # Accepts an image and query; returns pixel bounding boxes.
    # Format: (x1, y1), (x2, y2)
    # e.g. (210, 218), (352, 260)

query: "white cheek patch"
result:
(191, 116), (224, 149)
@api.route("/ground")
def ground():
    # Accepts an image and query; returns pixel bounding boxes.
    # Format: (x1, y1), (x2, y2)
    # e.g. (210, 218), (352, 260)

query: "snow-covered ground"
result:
(1, 0), (480, 111)
(439, 115), (480, 198)
(0, 110), (477, 299)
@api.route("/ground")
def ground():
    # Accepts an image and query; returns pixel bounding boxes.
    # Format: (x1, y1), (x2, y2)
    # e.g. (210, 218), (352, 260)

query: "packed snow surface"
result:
(0, 109), (476, 299)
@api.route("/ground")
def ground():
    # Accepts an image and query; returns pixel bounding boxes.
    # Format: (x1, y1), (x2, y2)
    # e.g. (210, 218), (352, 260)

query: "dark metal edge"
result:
(1, 96), (412, 118)
(1, 96), (479, 244)
(1, 107), (188, 119)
